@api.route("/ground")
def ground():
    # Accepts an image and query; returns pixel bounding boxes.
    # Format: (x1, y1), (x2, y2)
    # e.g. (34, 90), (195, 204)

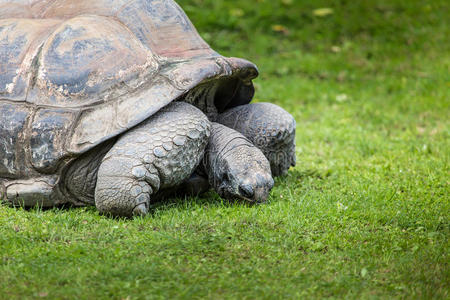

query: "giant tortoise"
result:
(0, 0), (296, 217)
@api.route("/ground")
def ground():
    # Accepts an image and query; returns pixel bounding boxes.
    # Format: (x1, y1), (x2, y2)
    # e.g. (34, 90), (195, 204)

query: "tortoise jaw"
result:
(218, 176), (273, 204)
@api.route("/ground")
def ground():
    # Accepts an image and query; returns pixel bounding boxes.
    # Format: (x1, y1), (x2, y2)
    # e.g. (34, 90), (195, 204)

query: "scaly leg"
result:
(94, 102), (210, 217)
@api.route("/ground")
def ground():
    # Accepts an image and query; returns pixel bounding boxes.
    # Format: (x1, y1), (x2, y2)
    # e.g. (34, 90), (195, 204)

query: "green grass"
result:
(1, 0), (449, 298)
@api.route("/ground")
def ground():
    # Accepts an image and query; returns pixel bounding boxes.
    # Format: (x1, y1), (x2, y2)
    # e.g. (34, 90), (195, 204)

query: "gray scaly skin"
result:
(62, 102), (293, 216)
(201, 123), (274, 203)
(94, 102), (210, 217)
(217, 103), (296, 176)
(0, 0), (297, 217)
(7, 100), (296, 216)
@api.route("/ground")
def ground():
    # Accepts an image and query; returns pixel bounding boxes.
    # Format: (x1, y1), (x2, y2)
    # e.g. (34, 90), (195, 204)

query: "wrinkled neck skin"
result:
(204, 142), (251, 199)
(206, 136), (253, 187)
(182, 82), (220, 121)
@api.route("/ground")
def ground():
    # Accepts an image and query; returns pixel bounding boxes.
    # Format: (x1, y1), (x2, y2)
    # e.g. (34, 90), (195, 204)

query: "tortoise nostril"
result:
(239, 184), (254, 198)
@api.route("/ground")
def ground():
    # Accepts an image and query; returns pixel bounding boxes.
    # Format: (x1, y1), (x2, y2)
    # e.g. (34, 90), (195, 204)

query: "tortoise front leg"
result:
(217, 103), (296, 176)
(94, 102), (210, 217)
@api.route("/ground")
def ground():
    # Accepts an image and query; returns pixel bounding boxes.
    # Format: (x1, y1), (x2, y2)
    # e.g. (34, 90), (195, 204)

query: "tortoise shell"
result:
(0, 0), (258, 181)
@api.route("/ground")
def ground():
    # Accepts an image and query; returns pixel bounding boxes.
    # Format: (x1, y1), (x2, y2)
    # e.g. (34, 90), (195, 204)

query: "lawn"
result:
(1, 0), (449, 299)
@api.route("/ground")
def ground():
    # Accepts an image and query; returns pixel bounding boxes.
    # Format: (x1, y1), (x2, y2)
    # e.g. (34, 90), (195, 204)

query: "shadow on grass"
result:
(148, 190), (254, 215)
(2, 192), (255, 220)
(148, 167), (331, 215)
(2, 167), (329, 219)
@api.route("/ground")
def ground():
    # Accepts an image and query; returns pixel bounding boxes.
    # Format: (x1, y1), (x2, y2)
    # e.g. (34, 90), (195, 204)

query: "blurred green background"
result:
(0, 0), (448, 299)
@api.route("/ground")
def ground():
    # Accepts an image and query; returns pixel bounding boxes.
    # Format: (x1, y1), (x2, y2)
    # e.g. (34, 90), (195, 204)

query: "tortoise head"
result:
(205, 123), (274, 203)
(215, 150), (274, 203)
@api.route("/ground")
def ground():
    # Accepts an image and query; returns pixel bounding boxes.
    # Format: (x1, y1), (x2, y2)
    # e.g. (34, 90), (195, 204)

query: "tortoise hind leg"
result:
(94, 102), (210, 217)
